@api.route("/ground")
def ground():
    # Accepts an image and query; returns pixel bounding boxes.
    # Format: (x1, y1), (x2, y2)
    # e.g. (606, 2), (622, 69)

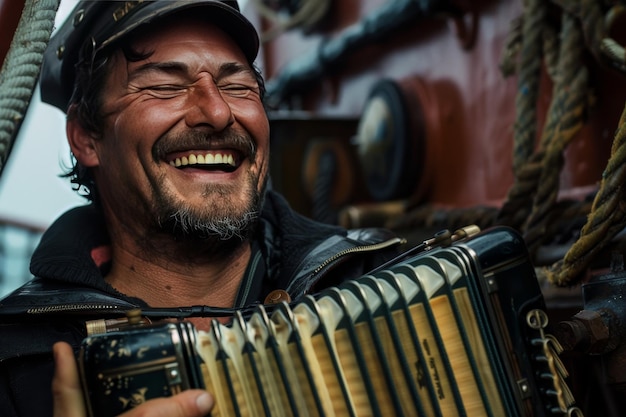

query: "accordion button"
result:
(264, 289), (291, 304)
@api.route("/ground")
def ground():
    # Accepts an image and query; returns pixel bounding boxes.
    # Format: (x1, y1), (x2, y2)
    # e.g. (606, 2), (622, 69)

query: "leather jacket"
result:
(0, 190), (404, 417)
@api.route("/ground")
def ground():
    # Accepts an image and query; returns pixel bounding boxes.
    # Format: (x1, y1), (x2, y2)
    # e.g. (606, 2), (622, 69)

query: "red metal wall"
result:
(260, 0), (624, 210)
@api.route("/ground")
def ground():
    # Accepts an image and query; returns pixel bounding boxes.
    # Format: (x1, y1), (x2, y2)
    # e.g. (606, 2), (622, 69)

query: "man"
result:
(0, 1), (403, 416)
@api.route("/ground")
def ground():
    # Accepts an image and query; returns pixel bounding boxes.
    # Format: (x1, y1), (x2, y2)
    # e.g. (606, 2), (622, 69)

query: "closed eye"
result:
(141, 85), (187, 98)
(219, 84), (259, 98)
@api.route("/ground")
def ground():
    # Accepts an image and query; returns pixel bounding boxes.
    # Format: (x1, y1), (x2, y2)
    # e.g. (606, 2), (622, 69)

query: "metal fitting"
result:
(558, 309), (617, 355)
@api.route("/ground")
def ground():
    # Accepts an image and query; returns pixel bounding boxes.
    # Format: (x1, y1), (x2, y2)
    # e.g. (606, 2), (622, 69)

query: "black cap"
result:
(40, 0), (259, 112)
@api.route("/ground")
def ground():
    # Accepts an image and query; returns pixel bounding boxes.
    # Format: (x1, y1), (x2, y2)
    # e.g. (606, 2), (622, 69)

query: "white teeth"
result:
(171, 153), (237, 167)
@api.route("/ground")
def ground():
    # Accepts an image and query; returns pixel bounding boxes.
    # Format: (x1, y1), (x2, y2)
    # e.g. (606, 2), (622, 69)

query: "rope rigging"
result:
(544, 100), (626, 286)
(0, 0), (60, 175)
(390, 0), (626, 289)
(500, 0), (626, 286)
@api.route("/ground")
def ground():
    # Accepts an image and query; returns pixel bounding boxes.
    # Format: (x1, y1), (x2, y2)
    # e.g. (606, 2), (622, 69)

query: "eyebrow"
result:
(215, 62), (256, 80)
(128, 61), (189, 81)
(128, 61), (255, 82)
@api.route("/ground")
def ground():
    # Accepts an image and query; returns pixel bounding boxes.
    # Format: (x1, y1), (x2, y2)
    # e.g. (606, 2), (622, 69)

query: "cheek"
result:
(255, 119), (270, 153)
(234, 101), (270, 146)
(110, 104), (181, 156)
(113, 103), (171, 134)
(250, 116), (270, 172)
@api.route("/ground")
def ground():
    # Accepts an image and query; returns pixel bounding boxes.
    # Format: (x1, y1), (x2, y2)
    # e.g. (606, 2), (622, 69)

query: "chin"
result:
(152, 171), (267, 241)
(158, 190), (262, 241)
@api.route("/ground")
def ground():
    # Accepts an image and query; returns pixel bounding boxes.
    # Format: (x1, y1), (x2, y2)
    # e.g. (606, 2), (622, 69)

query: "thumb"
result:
(119, 390), (214, 417)
(52, 341), (87, 417)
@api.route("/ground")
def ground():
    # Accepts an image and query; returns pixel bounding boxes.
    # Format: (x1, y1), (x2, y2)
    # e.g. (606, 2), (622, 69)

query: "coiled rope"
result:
(0, 0), (60, 174)
(390, 0), (625, 288)
(545, 101), (626, 286)
(498, 0), (626, 286)
(511, 0), (547, 177)
(522, 12), (590, 254)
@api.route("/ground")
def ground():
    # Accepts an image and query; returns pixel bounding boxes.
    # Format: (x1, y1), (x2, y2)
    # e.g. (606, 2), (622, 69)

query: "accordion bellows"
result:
(79, 227), (581, 417)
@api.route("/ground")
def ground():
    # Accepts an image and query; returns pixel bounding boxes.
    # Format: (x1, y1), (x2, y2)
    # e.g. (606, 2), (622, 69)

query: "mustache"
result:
(152, 129), (257, 162)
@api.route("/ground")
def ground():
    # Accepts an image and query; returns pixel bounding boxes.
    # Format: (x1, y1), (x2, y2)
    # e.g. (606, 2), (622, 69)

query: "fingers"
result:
(51, 341), (214, 417)
(119, 390), (214, 417)
(52, 341), (87, 417)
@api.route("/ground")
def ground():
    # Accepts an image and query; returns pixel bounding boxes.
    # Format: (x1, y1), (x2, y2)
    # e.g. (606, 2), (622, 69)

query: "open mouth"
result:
(168, 151), (241, 172)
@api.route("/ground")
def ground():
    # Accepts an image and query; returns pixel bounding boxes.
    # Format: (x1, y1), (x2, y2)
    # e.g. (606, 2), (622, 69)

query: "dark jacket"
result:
(0, 190), (403, 417)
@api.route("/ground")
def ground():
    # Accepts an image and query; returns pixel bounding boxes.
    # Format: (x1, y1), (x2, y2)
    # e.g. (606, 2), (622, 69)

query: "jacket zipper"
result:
(312, 236), (406, 276)
(27, 303), (123, 314)
(25, 239), (405, 314)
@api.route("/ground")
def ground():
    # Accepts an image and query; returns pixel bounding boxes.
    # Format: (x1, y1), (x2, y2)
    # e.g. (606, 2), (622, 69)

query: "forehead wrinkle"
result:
(128, 61), (190, 82)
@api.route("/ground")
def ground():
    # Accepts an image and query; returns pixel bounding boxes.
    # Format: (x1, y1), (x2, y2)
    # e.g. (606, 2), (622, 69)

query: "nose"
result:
(184, 76), (234, 131)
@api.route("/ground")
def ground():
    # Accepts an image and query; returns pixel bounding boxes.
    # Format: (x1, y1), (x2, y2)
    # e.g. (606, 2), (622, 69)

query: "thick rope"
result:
(545, 103), (626, 286)
(497, 0), (626, 235)
(579, 0), (606, 65)
(388, 1), (626, 286)
(392, 0), (601, 240)
(549, 1), (626, 75)
(523, 13), (590, 254)
(534, 1), (626, 286)
(340, 1), (626, 282)
(542, 23), (560, 82)
(496, 0), (547, 229)
(0, 0), (60, 174)
(511, 0), (547, 175)
(499, 15), (523, 77)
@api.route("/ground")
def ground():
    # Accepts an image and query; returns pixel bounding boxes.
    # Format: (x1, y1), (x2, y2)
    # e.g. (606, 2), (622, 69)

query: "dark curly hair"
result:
(63, 23), (266, 202)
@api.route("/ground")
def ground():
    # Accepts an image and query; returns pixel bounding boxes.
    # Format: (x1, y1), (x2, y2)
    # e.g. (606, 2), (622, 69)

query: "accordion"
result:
(78, 226), (581, 417)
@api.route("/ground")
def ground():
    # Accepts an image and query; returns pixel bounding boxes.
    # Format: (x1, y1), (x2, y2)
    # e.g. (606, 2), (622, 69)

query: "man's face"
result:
(85, 17), (269, 244)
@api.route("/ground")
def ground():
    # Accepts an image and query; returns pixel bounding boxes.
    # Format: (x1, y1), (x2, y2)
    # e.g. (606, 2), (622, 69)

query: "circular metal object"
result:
(355, 79), (425, 202)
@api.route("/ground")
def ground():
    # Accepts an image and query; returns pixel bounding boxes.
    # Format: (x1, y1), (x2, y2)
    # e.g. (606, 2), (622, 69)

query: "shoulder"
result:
(0, 276), (139, 318)
(0, 318), (84, 361)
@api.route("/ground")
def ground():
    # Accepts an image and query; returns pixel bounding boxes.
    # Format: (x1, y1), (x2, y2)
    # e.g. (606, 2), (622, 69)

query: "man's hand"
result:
(51, 342), (213, 417)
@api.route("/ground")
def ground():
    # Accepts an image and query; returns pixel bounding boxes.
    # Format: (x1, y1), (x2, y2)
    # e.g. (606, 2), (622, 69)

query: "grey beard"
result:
(167, 208), (259, 241)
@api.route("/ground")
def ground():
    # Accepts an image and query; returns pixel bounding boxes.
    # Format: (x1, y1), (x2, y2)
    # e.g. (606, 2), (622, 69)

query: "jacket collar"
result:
(2, 190), (400, 319)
